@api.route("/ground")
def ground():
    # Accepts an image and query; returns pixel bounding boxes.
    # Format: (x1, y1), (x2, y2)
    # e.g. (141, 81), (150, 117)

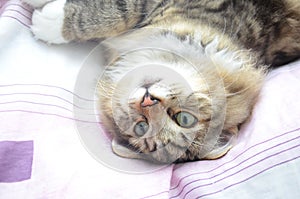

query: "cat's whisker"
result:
(222, 18), (227, 38)
(231, 14), (245, 41)
(191, 140), (205, 148)
(180, 134), (205, 148)
(225, 85), (256, 97)
(228, 14), (236, 39)
(285, 1), (300, 12)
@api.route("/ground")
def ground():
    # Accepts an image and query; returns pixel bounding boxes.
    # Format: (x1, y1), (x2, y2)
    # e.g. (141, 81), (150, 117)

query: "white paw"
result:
(31, 0), (69, 44)
(22, 0), (54, 8)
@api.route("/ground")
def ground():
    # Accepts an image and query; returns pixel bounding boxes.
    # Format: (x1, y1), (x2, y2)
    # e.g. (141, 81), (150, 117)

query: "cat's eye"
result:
(175, 112), (198, 128)
(134, 121), (149, 137)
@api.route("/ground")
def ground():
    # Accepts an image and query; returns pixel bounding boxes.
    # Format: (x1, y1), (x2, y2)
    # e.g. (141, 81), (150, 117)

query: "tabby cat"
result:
(23, 0), (300, 163)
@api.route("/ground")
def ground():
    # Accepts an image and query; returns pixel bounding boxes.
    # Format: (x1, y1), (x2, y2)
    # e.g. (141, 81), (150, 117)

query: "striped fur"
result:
(62, 0), (300, 66)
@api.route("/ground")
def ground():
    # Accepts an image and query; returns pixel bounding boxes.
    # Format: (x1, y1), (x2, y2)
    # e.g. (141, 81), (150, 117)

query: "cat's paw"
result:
(22, 0), (54, 8)
(31, 0), (69, 44)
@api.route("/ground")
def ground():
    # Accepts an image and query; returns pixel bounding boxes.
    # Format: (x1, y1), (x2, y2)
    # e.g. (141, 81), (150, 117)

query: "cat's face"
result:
(97, 38), (265, 164)
(101, 74), (203, 162)
(104, 63), (213, 163)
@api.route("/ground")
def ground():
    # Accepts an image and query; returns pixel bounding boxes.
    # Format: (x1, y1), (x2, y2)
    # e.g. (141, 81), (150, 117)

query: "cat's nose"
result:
(141, 92), (159, 107)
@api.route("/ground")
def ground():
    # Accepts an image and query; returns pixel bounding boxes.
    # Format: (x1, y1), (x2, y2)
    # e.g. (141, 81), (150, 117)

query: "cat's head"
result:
(97, 33), (265, 163)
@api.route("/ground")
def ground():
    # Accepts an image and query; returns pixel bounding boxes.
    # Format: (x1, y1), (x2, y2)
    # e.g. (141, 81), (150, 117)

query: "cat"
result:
(23, 0), (300, 163)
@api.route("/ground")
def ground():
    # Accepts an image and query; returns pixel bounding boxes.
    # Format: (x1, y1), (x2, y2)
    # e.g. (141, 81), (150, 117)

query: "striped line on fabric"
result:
(140, 128), (300, 199)
(0, 84), (99, 123)
(181, 143), (300, 198)
(171, 127), (300, 179)
(0, 100), (74, 112)
(170, 130), (300, 189)
(0, 109), (100, 124)
(0, 84), (96, 102)
(0, 0), (33, 27)
(189, 155), (300, 199)
(0, 92), (94, 110)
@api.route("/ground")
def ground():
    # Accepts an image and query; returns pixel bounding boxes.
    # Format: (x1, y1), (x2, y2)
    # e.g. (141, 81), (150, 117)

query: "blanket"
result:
(0, 1), (300, 198)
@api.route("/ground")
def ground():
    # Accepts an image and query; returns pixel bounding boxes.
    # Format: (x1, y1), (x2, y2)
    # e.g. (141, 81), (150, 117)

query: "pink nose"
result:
(141, 92), (159, 107)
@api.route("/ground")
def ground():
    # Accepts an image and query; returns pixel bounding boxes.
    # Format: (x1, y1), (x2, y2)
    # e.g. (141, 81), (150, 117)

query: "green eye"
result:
(134, 121), (149, 137)
(175, 112), (198, 128)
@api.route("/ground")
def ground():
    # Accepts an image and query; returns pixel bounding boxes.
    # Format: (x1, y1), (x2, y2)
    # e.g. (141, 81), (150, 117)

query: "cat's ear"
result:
(112, 138), (144, 160)
(204, 126), (238, 159)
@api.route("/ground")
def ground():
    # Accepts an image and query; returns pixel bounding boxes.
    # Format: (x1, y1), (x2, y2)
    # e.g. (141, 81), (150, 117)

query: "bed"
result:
(1, 1), (300, 198)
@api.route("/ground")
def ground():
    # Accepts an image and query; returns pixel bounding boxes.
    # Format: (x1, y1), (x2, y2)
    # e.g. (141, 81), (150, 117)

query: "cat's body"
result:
(24, 0), (300, 163)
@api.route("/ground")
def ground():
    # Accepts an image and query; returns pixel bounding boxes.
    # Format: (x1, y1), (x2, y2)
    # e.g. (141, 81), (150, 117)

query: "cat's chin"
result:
(112, 128), (238, 164)
(111, 138), (174, 164)
(112, 138), (186, 164)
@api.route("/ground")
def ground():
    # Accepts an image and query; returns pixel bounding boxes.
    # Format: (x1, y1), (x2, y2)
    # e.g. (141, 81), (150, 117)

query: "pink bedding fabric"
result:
(0, 1), (300, 198)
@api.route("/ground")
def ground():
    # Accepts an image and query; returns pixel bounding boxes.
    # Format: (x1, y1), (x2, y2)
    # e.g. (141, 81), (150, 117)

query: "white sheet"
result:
(0, 1), (300, 199)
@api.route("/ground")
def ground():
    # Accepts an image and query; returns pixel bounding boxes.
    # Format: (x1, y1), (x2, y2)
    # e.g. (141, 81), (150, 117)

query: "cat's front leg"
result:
(31, 0), (69, 44)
